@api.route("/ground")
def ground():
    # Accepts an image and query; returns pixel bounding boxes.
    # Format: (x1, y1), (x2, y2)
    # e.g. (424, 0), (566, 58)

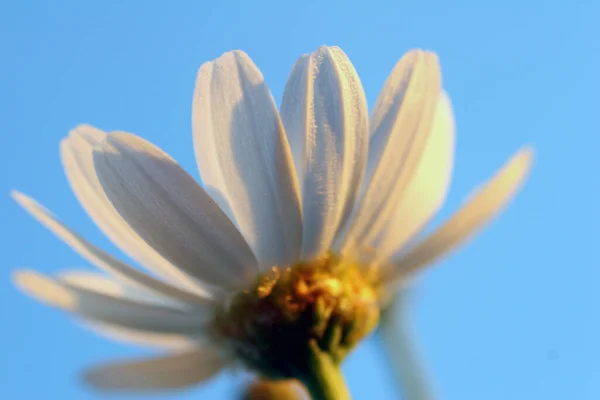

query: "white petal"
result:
(280, 46), (369, 258)
(11, 191), (215, 306)
(59, 272), (203, 349)
(371, 92), (455, 262)
(59, 271), (123, 296)
(61, 125), (208, 294)
(14, 270), (211, 334)
(83, 348), (226, 391)
(93, 132), (258, 290)
(57, 270), (183, 308)
(340, 50), (442, 256)
(37, 270), (201, 349)
(384, 148), (534, 284)
(86, 322), (198, 350)
(192, 50), (302, 269)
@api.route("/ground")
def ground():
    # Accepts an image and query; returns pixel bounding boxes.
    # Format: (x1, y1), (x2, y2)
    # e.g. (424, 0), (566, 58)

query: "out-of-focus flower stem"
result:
(377, 292), (436, 400)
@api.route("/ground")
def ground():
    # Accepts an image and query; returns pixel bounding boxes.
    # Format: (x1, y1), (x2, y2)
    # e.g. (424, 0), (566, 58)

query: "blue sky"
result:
(1, 0), (598, 399)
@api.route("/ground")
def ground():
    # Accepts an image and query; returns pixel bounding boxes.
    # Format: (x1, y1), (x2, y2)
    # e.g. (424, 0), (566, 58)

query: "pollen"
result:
(209, 254), (380, 379)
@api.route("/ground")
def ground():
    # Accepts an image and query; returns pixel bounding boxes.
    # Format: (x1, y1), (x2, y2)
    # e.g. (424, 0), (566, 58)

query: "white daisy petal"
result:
(384, 148), (534, 283)
(10, 191), (215, 306)
(192, 50), (302, 269)
(280, 46), (369, 259)
(92, 132), (259, 290)
(59, 271), (123, 296)
(59, 272), (203, 348)
(62, 125), (208, 294)
(10, 47), (537, 394)
(49, 271), (201, 349)
(14, 270), (211, 334)
(57, 270), (184, 308)
(372, 92), (455, 262)
(340, 50), (442, 256)
(86, 322), (198, 350)
(83, 348), (226, 391)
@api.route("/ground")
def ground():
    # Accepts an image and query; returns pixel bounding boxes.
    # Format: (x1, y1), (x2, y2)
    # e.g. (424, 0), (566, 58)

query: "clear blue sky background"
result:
(1, 1), (598, 399)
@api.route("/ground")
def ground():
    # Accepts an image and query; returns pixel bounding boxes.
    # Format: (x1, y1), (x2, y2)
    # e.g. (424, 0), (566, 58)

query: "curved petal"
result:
(61, 125), (208, 294)
(10, 191), (215, 306)
(192, 50), (302, 269)
(83, 348), (226, 391)
(14, 270), (211, 334)
(383, 148), (534, 285)
(93, 132), (258, 290)
(372, 91), (455, 263)
(280, 46), (369, 259)
(340, 50), (442, 256)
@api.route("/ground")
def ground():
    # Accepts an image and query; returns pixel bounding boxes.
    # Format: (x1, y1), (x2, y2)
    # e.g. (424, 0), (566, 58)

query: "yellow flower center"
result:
(209, 254), (380, 379)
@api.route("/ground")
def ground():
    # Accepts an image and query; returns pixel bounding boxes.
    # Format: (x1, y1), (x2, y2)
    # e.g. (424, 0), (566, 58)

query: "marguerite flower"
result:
(13, 45), (532, 399)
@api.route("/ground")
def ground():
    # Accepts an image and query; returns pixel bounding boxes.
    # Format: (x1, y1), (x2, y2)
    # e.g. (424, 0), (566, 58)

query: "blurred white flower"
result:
(12, 45), (532, 392)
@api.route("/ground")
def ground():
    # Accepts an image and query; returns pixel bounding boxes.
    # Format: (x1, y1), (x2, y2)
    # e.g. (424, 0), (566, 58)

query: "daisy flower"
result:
(12, 45), (532, 399)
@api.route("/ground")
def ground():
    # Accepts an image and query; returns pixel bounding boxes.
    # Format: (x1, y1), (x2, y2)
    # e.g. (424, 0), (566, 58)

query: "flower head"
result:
(13, 45), (532, 392)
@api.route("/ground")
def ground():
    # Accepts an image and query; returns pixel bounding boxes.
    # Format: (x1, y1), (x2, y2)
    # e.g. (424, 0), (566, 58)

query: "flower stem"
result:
(299, 340), (351, 400)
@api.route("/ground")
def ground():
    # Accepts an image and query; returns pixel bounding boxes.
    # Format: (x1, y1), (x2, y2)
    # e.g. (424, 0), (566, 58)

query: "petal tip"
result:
(196, 49), (258, 86)
(82, 366), (135, 392)
(316, 44), (337, 54)
(10, 190), (33, 209)
(217, 49), (250, 65)
(68, 124), (106, 143)
(313, 45), (349, 62)
(9, 189), (24, 201)
(512, 146), (536, 177)
(13, 270), (74, 307)
(81, 367), (115, 391)
(400, 49), (440, 66)
(519, 145), (536, 160)
(70, 123), (94, 133)
(404, 48), (425, 57)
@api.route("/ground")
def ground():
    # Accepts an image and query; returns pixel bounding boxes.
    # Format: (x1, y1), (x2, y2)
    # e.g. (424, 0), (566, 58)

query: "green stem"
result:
(300, 341), (351, 400)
